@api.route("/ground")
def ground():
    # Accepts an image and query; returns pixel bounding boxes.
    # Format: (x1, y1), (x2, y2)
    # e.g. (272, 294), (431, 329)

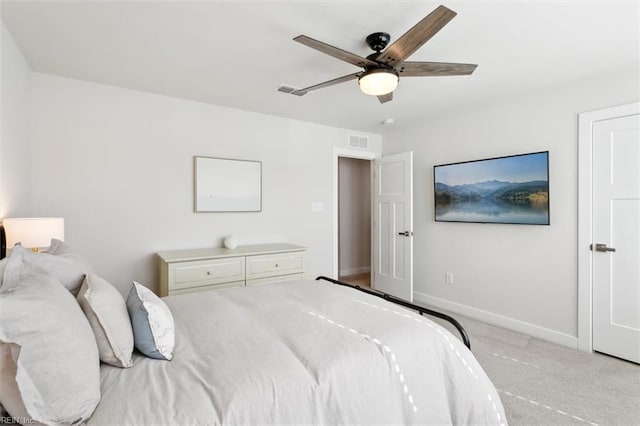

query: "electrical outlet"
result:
(445, 272), (454, 285)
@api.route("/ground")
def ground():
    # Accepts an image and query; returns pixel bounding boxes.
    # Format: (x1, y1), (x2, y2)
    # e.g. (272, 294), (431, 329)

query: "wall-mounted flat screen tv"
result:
(434, 151), (549, 225)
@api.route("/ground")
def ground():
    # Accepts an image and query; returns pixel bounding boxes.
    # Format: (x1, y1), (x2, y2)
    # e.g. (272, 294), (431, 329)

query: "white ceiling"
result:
(2, 1), (639, 133)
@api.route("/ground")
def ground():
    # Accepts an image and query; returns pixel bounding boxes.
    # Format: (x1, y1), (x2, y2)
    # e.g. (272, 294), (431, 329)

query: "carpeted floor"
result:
(430, 312), (640, 426)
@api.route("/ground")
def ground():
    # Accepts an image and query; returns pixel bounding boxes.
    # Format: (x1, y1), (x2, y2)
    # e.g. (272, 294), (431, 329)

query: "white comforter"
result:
(89, 280), (506, 425)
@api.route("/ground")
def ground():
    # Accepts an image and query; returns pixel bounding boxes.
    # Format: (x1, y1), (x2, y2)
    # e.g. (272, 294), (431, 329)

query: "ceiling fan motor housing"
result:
(366, 32), (391, 52)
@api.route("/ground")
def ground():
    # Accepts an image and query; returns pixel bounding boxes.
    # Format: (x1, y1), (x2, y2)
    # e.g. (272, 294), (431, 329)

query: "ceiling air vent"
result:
(348, 135), (369, 149)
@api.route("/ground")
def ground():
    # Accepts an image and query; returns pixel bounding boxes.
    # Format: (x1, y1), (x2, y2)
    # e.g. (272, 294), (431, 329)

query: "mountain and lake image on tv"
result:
(434, 151), (549, 225)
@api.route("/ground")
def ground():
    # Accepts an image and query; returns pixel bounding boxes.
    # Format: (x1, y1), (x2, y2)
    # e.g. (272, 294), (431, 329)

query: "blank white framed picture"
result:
(194, 156), (262, 212)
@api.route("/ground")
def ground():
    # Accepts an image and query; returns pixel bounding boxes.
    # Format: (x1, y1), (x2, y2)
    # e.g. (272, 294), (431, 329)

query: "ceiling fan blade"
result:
(376, 5), (457, 67)
(377, 92), (393, 103)
(398, 61), (477, 76)
(292, 72), (362, 95)
(294, 35), (378, 68)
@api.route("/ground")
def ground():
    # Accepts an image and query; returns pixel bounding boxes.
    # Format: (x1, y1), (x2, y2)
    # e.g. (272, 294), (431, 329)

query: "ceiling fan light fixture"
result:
(358, 68), (399, 96)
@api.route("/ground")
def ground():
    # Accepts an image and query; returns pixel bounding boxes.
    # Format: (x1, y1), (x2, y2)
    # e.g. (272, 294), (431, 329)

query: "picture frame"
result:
(194, 156), (262, 212)
(433, 151), (549, 225)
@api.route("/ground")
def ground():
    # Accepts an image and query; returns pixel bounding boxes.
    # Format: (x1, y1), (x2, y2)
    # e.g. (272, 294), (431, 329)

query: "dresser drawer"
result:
(246, 273), (304, 287)
(168, 280), (245, 296)
(246, 252), (304, 280)
(170, 257), (245, 291)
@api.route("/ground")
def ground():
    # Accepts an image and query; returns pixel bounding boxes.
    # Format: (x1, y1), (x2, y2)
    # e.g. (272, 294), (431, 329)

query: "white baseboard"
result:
(413, 291), (578, 349)
(339, 266), (370, 277)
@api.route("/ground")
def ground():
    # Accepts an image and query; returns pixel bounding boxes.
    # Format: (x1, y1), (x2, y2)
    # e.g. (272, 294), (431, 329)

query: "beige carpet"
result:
(429, 312), (640, 426)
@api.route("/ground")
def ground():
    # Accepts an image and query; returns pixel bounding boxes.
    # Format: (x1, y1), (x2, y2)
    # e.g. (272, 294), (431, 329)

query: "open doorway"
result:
(338, 157), (372, 288)
(333, 149), (414, 300)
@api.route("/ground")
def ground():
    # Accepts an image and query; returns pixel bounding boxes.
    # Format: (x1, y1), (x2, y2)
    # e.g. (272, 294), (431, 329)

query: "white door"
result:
(592, 113), (640, 364)
(373, 151), (413, 301)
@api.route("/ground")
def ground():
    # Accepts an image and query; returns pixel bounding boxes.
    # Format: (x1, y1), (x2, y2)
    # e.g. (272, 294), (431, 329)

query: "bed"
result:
(0, 244), (506, 425)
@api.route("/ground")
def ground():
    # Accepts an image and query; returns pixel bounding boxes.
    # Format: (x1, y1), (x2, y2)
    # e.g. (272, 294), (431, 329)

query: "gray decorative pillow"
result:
(0, 247), (101, 425)
(126, 282), (175, 360)
(77, 274), (134, 368)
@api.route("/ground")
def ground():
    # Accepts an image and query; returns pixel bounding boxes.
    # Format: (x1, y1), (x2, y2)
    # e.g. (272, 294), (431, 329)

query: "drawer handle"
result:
(206, 271), (211, 275)
(275, 263), (279, 267)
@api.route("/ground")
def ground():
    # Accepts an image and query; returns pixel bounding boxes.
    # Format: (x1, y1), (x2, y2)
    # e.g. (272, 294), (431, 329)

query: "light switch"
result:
(311, 202), (324, 212)
(445, 272), (454, 285)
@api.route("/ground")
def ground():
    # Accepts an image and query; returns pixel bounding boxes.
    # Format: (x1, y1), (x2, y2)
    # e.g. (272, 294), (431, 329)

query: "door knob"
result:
(398, 231), (414, 237)
(591, 243), (616, 252)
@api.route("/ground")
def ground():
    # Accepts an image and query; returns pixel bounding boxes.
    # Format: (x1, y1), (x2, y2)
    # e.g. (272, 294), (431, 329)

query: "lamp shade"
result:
(3, 217), (65, 249)
(358, 68), (399, 96)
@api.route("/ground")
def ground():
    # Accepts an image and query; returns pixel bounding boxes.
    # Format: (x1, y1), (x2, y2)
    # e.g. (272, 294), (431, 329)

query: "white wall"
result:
(382, 71), (639, 346)
(0, 21), (31, 217)
(28, 73), (381, 295)
(338, 157), (371, 276)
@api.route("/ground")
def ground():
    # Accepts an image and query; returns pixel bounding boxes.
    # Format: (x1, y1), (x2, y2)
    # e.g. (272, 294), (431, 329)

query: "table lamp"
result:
(0, 217), (65, 258)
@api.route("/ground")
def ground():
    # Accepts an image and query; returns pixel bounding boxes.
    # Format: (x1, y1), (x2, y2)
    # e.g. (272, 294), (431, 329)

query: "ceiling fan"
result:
(287, 4), (477, 104)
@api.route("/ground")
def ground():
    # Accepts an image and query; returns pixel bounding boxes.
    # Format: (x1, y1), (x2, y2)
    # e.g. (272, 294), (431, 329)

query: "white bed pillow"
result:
(0, 342), (32, 424)
(126, 282), (175, 360)
(46, 239), (92, 269)
(45, 238), (73, 255)
(14, 242), (92, 295)
(0, 246), (101, 425)
(77, 274), (134, 368)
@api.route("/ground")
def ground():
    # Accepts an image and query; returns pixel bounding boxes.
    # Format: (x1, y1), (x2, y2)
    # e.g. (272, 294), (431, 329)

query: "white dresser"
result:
(157, 243), (306, 296)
